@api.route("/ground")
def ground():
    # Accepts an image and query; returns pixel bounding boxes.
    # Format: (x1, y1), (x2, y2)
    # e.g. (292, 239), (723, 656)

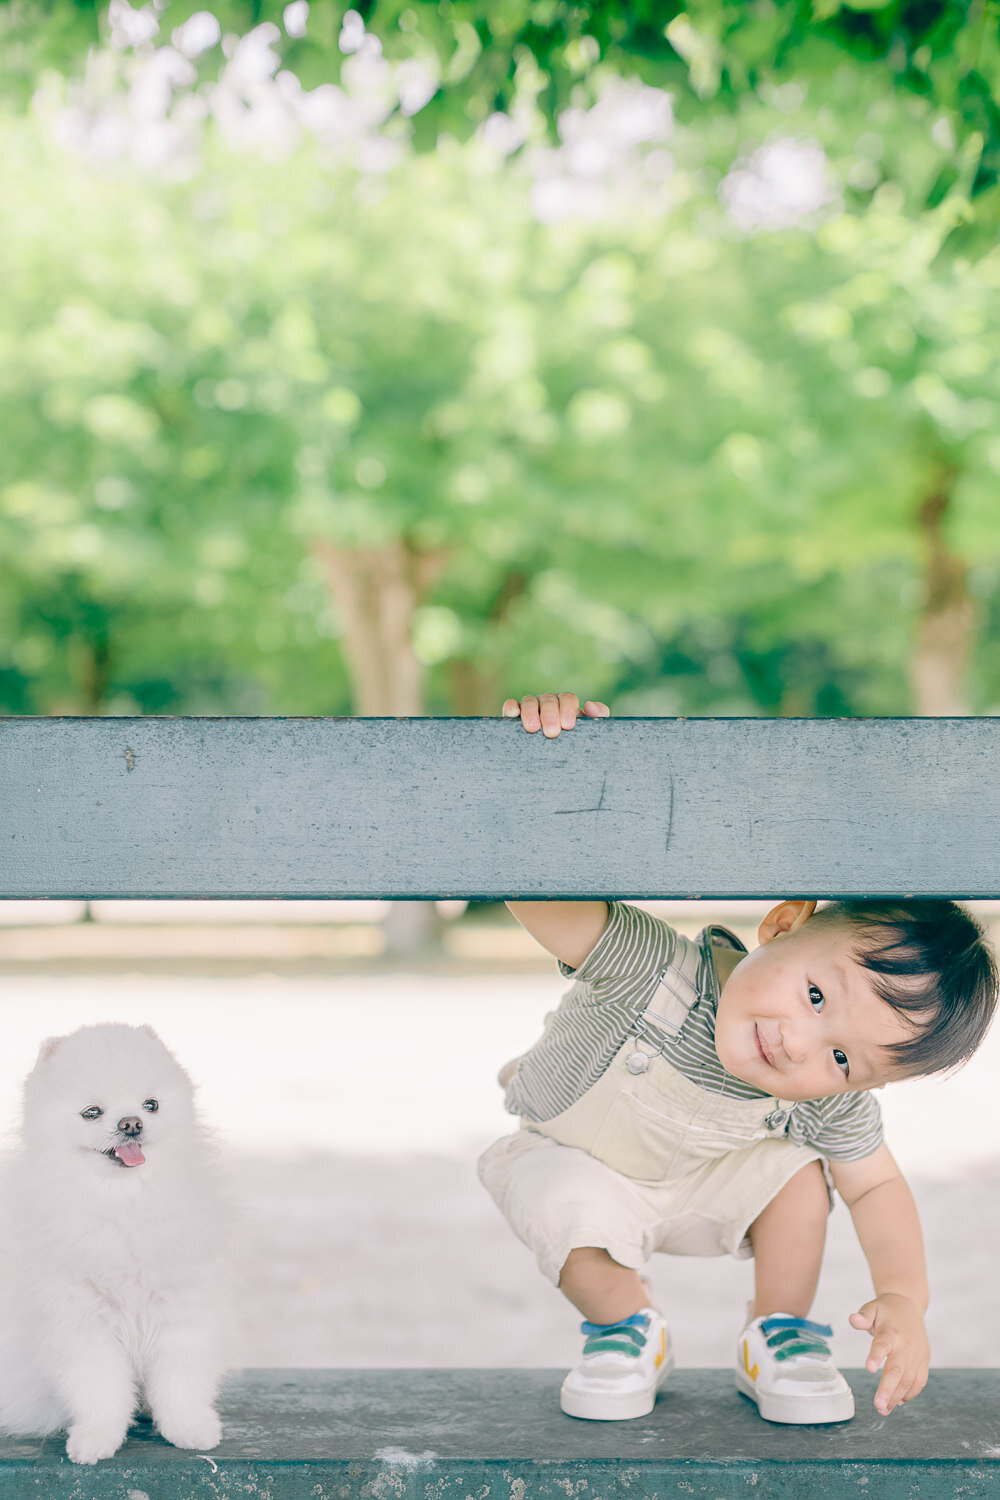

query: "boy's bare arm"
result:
(506, 901), (611, 971)
(831, 1145), (930, 1415)
(503, 693), (613, 967)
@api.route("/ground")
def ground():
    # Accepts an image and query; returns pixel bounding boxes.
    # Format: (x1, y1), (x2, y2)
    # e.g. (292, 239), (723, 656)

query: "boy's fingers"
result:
(538, 693), (565, 738)
(519, 696), (542, 732)
(558, 693), (580, 730)
(866, 1334), (891, 1372)
(875, 1360), (907, 1413)
(874, 1377), (899, 1413)
(899, 1369), (928, 1405)
(505, 692), (602, 736)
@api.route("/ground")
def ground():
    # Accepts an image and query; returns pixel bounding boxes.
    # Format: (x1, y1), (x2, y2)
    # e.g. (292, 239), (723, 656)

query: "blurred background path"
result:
(0, 901), (996, 1381)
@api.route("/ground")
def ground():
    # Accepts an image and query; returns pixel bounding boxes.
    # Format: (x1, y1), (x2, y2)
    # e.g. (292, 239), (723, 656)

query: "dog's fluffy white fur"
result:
(0, 1023), (230, 1465)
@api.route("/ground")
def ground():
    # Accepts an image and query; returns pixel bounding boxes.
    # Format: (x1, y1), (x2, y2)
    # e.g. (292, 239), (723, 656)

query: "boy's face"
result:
(714, 901), (914, 1101)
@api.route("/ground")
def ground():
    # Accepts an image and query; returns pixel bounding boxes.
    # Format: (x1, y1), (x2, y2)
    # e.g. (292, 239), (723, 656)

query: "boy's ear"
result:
(758, 900), (817, 946)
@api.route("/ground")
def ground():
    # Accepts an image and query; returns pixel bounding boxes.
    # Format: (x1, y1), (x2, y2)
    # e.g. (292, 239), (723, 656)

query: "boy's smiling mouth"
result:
(754, 1025), (776, 1067)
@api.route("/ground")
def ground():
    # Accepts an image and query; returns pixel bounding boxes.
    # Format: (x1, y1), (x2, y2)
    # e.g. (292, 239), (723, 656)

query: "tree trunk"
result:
(312, 537), (442, 715)
(448, 657), (497, 715)
(64, 628), (112, 714)
(448, 569), (529, 715)
(312, 535), (448, 951)
(909, 467), (974, 716)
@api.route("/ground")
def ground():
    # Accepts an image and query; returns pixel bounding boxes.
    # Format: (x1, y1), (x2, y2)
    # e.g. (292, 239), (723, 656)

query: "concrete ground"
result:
(0, 904), (996, 1392)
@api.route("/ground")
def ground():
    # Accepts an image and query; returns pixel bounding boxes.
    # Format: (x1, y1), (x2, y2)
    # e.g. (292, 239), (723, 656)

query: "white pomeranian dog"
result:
(0, 1023), (230, 1465)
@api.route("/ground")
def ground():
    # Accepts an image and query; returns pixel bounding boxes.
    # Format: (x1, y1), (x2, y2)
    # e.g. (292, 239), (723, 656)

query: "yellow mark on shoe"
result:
(743, 1340), (759, 1382)
(654, 1328), (666, 1369)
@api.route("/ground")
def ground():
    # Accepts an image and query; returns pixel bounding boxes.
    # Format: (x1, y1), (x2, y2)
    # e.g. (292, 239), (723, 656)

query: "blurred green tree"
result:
(4, 0), (998, 245)
(1, 1), (998, 718)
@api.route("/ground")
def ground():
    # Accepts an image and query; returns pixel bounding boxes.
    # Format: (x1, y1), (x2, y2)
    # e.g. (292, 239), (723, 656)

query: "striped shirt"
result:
(502, 901), (883, 1163)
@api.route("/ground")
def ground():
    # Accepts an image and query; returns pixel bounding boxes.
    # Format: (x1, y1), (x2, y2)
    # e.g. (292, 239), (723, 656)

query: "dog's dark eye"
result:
(81, 1106), (103, 1120)
(143, 1099), (158, 1112)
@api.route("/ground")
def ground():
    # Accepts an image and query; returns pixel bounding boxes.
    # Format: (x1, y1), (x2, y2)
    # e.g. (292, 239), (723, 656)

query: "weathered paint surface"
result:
(0, 717), (998, 898)
(0, 1370), (998, 1499)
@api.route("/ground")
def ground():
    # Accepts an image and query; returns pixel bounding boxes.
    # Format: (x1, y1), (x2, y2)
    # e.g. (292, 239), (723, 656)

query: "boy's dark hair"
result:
(812, 900), (998, 1079)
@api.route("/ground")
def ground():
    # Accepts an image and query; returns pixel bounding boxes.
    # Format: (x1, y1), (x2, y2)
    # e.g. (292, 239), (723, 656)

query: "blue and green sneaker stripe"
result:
(580, 1313), (649, 1359)
(760, 1316), (834, 1362)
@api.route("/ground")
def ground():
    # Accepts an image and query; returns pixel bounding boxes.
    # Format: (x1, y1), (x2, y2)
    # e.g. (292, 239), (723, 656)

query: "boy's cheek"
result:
(712, 1017), (739, 1073)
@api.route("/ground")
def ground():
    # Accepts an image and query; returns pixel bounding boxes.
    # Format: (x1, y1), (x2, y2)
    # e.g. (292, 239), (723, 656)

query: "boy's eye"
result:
(81, 1105), (103, 1120)
(808, 983), (825, 1012)
(833, 1049), (850, 1078)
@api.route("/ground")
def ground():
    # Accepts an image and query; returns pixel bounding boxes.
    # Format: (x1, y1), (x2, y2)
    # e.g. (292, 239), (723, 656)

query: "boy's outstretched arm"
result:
(503, 692), (611, 970)
(507, 901), (611, 972)
(831, 1146), (930, 1415)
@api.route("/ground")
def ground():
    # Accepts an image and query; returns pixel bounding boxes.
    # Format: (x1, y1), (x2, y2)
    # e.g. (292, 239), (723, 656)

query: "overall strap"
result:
(632, 932), (703, 1040)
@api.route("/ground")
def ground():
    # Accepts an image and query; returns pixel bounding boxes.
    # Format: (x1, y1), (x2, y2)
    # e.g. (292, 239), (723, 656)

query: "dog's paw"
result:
(157, 1406), (221, 1451)
(65, 1422), (127, 1465)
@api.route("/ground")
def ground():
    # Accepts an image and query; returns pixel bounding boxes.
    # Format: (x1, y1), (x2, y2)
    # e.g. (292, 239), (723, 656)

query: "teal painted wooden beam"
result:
(0, 717), (997, 899)
(1, 1371), (998, 1497)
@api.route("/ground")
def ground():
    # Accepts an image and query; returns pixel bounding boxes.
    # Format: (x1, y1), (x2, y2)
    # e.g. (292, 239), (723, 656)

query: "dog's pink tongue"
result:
(114, 1141), (145, 1167)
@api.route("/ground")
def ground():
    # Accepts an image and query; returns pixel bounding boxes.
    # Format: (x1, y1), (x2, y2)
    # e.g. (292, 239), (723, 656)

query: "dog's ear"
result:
(36, 1036), (64, 1063)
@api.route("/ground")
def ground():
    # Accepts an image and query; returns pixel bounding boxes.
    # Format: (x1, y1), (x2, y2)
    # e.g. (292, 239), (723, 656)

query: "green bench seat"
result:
(1, 1370), (998, 1499)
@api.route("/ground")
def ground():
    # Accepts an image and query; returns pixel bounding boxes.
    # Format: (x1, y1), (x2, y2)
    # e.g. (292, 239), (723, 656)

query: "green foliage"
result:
(3, 0), (999, 223)
(1, 1), (999, 716)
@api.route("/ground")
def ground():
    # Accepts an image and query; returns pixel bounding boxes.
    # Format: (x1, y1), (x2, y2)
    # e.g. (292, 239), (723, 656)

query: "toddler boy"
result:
(479, 693), (997, 1423)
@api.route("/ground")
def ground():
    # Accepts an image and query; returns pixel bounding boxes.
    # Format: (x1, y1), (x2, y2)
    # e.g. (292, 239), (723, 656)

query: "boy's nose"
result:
(779, 1024), (809, 1065)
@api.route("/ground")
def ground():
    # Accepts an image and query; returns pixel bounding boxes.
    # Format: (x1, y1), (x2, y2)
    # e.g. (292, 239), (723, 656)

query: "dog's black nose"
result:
(117, 1116), (143, 1136)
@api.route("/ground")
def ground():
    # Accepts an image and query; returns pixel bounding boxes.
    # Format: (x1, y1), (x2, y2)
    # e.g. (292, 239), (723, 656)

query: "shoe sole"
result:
(735, 1369), (855, 1425)
(560, 1351), (675, 1422)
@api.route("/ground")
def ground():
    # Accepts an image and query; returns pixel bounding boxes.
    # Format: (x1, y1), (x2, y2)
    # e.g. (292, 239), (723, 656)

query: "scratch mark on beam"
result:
(124, 746), (136, 773)
(553, 772), (611, 815)
(664, 774), (674, 856)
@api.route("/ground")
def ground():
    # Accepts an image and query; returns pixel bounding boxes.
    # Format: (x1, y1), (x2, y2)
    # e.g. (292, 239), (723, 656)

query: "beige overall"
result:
(479, 953), (827, 1286)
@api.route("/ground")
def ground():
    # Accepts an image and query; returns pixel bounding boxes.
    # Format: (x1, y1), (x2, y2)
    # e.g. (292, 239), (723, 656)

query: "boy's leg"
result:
(559, 1159), (828, 1323)
(747, 1159), (828, 1317)
(558, 1247), (648, 1325)
(479, 1134), (671, 1421)
(738, 1160), (854, 1425)
(558, 1246), (672, 1423)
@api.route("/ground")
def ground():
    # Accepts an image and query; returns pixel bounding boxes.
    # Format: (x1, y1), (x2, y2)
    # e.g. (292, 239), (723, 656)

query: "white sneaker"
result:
(736, 1313), (855, 1424)
(560, 1307), (673, 1421)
